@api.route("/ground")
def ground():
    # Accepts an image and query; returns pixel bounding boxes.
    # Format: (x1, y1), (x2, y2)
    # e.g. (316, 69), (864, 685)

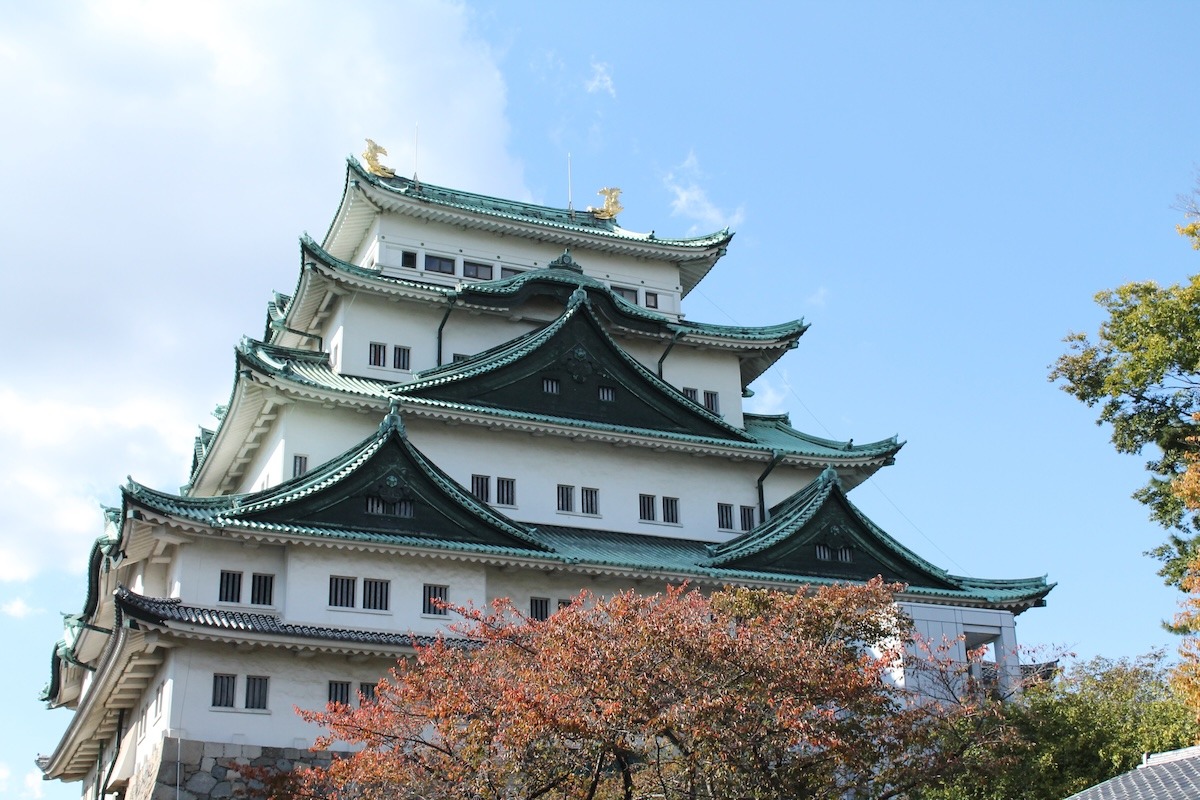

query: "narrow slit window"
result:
(250, 573), (274, 606)
(359, 682), (377, 704)
(682, 387), (698, 402)
(329, 576), (355, 608)
(496, 477), (516, 505)
(328, 681), (351, 706)
(581, 487), (600, 515)
(530, 597), (550, 621)
(639, 494), (656, 521)
(423, 584), (449, 615)
(662, 496), (680, 524)
(363, 578), (390, 611)
(543, 377), (560, 395)
(245, 675), (269, 710)
(717, 503), (734, 530)
(369, 342), (387, 367)
(471, 475), (490, 503)
(740, 505), (757, 532)
(393, 345), (411, 371)
(212, 674), (236, 708)
(703, 391), (720, 414)
(219, 570), (242, 603)
(292, 454), (308, 477)
(598, 385), (616, 402)
(557, 484), (574, 512)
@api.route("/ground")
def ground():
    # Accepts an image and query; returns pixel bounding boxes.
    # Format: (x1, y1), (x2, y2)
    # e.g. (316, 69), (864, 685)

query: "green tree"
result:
(919, 651), (1199, 800)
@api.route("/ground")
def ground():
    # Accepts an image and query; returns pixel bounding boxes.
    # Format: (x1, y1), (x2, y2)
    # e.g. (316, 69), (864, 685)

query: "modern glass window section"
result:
(703, 391), (720, 414)
(329, 576), (355, 608)
(581, 487), (600, 515)
(557, 484), (574, 512)
(212, 674), (236, 708)
(740, 505), (757, 532)
(423, 584), (449, 615)
(717, 503), (734, 530)
(328, 681), (351, 706)
(292, 454), (308, 478)
(369, 342), (387, 367)
(393, 345), (411, 370)
(471, 475), (490, 503)
(363, 578), (390, 611)
(424, 254), (455, 274)
(639, 494), (656, 521)
(662, 496), (680, 524)
(496, 477), (516, 506)
(463, 260), (493, 279)
(219, 571), (242, 603)
(530, 596), (550, 621)
(245, 675), (269, 710)
(250, 573), (274, 606)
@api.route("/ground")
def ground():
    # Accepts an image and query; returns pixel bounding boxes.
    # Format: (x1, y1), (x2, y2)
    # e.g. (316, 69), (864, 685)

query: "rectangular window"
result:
(393, 345), (411, 370)
(250, 573), (274, 606)
(717, 503), (734, 530)
(245, 675), (269, 710)
(682, 387), (698, 402)
(612, 285), (638, 302)
(463, 260), (493, 279)
(496, 477), (516, 506)
(212, 674), (236, 708)
(543, 377), (560, 394)
(363, 578), (390, 611)
(369, 342), (387, 367)
(662, 496), (680, 524)
(703, 391), (720, 414)
(359, 682), (377, 704)
(500, 266), (521, 279)
(644, 291), (659, 309)
(639, 494), (656, 521)
(740, 505), (757, 532)
(292, 454), (308, 478)
(581, 487), (599, 515)
(816, 544), (833, 561)
(329, 576), (356, 608)
(530, 597), (550, 621)
(557, 484), (574, 512)
(453, 353), (470, 362)
(423, 584), (449, 615)
(424, 254), (456, 274)
(471, 474), (490, 502)
(219, 570), (242, 603)
(400, 250), (417, 269)
(365, 496), (415, 517)
(328, 681), (351, 706)
(598, 385), (616, 402)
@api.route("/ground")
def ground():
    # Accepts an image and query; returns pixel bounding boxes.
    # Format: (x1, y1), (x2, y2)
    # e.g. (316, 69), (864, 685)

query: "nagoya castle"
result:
(39, 144), (1052, 800)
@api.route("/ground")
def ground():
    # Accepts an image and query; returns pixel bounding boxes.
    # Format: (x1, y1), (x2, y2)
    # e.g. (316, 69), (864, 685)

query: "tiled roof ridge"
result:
(743, 414), (901, 456)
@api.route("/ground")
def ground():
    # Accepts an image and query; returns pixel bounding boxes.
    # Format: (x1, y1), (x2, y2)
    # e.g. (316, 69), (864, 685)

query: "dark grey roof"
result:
(1065, 747), (1200, 800)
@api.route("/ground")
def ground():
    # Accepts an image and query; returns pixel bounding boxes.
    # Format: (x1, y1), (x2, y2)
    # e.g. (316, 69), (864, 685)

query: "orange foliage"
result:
(265, 580), (1015, 800)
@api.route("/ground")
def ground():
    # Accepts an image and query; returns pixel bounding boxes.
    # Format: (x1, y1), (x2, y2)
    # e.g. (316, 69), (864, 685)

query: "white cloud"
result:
(744, 377), (787, 416)
(2, 598), (36, 618)
(805, 286), (830, 307)
(585, 60), (616, 97)
(664, 151), (745, 233)
(22, 769), (43, 799)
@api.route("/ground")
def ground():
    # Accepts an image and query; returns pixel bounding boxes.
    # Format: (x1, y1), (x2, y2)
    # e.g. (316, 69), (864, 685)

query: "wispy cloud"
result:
(663, 151), (744, 233)
(805, 287), (830, 307)
(2, 598), (35, 618)
(585, 60), (616, 97)
(23, 769), (43, 799)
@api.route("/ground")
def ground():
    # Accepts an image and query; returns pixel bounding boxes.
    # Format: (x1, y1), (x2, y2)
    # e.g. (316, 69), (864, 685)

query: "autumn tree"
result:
(916, 651), (1199, 800)
(1048, 195), (1200, 583)
(273, 580), (1015, 800)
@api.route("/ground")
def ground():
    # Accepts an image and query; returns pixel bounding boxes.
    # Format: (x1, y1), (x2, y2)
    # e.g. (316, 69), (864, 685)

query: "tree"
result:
(917, 651), (1200, 800)
(1048, 211), (1200, 583)
(272, 580), (1015, 800)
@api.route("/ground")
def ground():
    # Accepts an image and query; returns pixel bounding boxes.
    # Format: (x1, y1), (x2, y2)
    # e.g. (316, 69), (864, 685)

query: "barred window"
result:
(359, 682), (377, 704)
(639, 494), (656, 521)
(329, 576), (355, 608)
(292, 454), (308, 477)
(393, 345), (411, 371)
(212, 674), (236, 708)
(740, 505), (757, 532)
(471, 475), (490, 503)
(328, 681), (351, 706)
(496, 477), (516, 506)
(703, 391), (720, 414)
(662, 496), (680, 524)
(717, 503), (734, 530)
(530, 596), (550, 621)
(598, 385), (616, 402)
(365, 496), (414, 517)
(250, 573), (274, 606)
(682, 387), (698, 402)
(463, 260), (493, 279)
(369, 342), (387, 367)
(816, 544), (833, 561)
(400, 250), (417, 269)
(245, 675), (269, 710)
(581, 487), (599, 516)
(557, 484), (574, 512)
(424, 254), (456, 274)
(219, 570), (242, 603)
(543, 377), (560, 395)
(363, 578), (390, 611)
(423, 584), (449, 616)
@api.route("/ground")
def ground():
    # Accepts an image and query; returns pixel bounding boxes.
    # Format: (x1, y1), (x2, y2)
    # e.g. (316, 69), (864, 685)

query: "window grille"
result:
(369, 342), (387, 366)
(530, 597), (550, 621)
(363, 578), (390, 611)
(328, 681), (351, 706)
(816, 544), (833, 561)
(329, 576), (355, 607)
(543, 377), (560, 394)
(250, 573), (274, 606)
(662, 496), (680, 524)
(219, 571), (242, 603)
(717, 503), (734, 530)
(365, 496), (414, 517)
(471, 475), (490, 502)
(359, 682), (376, 704)
(682, 387), (698, 402)
(581, 487), (599, 515)
(496, 477), (516, 505)
(423, 584), (449, 615)
(212, 674), (236, 707)
(245, 675), (269, 709)
(393, 345), (411, 370)
(557, 484), (574, 512)
(292, 454), (308, 477)
(703, 391), (720, 413)
(639, 494), (656, 521)
(740, 505), (757, 531)
(598, 386), (616, 402)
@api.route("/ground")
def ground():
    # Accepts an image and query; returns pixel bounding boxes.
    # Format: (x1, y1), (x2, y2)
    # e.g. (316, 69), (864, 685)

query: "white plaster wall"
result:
(621, 338), (746, 428)
(172, 538), (287, 609)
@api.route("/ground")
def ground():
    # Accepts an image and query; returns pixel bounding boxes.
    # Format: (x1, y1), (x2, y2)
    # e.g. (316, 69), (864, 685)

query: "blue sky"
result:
(2, 2), (1197, 798)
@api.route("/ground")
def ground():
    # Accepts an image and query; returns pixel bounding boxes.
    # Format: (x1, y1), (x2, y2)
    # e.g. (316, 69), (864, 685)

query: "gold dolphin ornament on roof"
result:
(588, 187), (623, 219)
(362, 139), (396, 177)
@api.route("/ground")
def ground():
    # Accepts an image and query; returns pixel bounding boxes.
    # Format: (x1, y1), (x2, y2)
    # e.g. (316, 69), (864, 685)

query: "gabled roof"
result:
(402, 284), (755, 442)
(143, 410), (550, 553)
(324, 158), (734, 297)
(1065, 746), (1200, 800)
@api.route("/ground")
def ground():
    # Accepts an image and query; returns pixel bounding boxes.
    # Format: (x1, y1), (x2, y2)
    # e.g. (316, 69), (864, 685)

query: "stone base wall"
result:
(128, 737), (335, 800)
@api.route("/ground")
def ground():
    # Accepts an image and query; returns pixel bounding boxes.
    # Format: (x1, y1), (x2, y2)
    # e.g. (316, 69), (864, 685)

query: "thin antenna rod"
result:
(413, 122), (420, 182)
(568, 152), (573, 217)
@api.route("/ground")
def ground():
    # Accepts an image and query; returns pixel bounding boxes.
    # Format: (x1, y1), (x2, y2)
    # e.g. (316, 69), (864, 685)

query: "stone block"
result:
(152, 786), (195, 800)
(276, 759), (293, 772)
(185, 771), (217, 794)
(211, 781), (234, 798)
(201, 757), (215, 772)
(203, 741), (224, 758)
(212, 765), (226, 780)
(178, 738), (204, 765)
(242, 744), (261, 759)
(223, 743), (243, 757)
